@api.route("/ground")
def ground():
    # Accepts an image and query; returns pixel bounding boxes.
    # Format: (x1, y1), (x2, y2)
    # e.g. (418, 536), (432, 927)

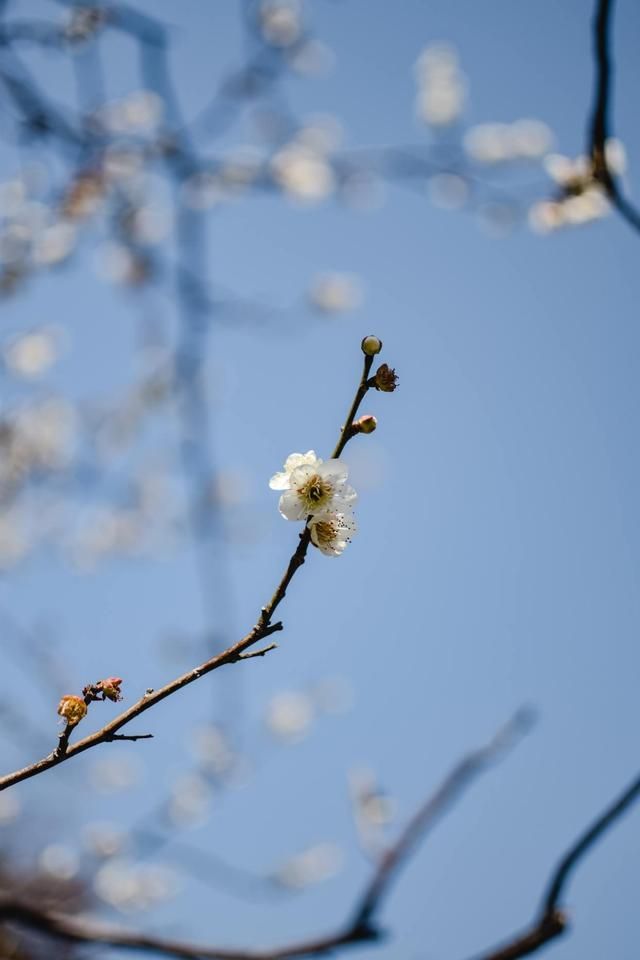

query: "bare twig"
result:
(0, 715), (527, 960)
(0, 346), (376, 792)
(465, 770), (640, 960)
(236, 643), (279, 661)
(588, 0), (640, 233)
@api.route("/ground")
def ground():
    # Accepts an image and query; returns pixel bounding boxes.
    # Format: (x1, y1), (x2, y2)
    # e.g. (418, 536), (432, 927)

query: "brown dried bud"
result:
(373, 363), (398, 392)
(353, 414), (377, 435)
(361, 335), (383, 356)
(57, 695), (88, 727)
(97, 677), (123, 702)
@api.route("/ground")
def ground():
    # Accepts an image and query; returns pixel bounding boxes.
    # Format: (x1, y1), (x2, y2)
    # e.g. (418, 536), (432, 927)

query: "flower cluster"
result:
(270, 451), (357, 556)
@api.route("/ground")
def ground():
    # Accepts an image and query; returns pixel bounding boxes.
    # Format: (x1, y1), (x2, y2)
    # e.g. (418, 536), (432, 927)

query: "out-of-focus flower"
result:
(191, 724), (235, 777)
(349, 768), (395, 856)
(266, 690), (314, 741)
(0, 399), (75, 502)
(276, 459), (357, 520)
(297, 115), (343, 154)
(39, 844), (80, 880)
(102, 146), (145, 182)
(530, 143), (621, 233)
(90, 755), (140, 792)
(543, 152), (590, 189)
(58, 695), (87, 727)
(603, 137), (627, 175)
(99, 243), (152, 285)
(99, 91), (163, 135)
(84, 822), (126, 859)
(308, 510), (357, 557)
(95, 859), (178, 912)
(528, 199), (566, 233)
(69, 505), (144, 568)
(33, 221), (77, 266)
(464, 120), (553, 164)
(414, 44), (466, 127)
(309, 273), (362, 314)
(61, 170), (106, 220)
(3, 328), (58, 378)
(260, 0), (302, 47)
(273, 842), (342, 889)
(168, 773), (212, 827)
(271, 143), (334, 202)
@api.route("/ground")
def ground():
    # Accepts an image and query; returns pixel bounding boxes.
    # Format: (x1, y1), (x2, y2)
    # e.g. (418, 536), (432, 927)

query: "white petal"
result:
(318, 539), (342, 556)
(279, 490), (307, 521)
(269, 471), (291, 491)
(332, 485), (357, 508)
(288, 463), (316, 490)
(318, 460), (348, 485)
(285, 450), (320, 473)
(308, 510), (357, 556)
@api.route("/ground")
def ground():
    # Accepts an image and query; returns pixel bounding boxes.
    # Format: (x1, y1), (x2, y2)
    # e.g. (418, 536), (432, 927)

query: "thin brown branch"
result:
(104, 733), (154, 742)
(0, 715), (526, 960)
(236, 643), (279, 660)
(588, 0), (640, 234)
(466, 769), (640, 960)
(0, 344), (376, 792)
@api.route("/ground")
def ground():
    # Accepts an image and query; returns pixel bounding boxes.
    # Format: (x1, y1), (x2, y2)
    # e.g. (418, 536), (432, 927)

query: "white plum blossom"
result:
(308, 510), (357, 557)
(269, 450), (321, 491)
(277, 459), (356, 521)
(270, 450), (359, 556)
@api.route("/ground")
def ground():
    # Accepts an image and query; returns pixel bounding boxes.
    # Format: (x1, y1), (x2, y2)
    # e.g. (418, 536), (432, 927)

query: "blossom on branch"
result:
(269, 450), (321, 490)
(57, 695), (87, 727)
(276, 459), (357, 520)
(308, 510), (357, 557)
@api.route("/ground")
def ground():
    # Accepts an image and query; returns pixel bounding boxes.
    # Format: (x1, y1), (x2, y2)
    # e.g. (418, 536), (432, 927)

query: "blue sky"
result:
(1, 2), (639, 959)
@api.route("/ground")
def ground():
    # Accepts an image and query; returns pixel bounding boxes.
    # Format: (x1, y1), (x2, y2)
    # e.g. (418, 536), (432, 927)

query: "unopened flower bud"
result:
(57, 695), (87, 727)
(373, 363), (398, 392)
(97, 677), (123, 702)
(353, 414), (377, 435)
(361, 335), (383, 356)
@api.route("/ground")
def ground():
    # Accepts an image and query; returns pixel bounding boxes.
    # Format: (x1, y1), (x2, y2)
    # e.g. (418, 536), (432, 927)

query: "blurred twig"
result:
(589, 0), (640, 233)
(0, 713), (530, 959)
(465, 770), (640, 960)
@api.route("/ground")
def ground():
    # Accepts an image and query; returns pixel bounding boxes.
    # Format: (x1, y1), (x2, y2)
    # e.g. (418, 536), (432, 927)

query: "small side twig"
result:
(236, 643), (279, 661)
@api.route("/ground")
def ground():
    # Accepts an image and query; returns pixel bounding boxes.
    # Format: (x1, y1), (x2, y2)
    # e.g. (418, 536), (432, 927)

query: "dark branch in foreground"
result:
(0, 347), (377, 792)
(465, 769), (640, 960)
(589, 0), (640, 234)
(0, 714), (528, 960)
